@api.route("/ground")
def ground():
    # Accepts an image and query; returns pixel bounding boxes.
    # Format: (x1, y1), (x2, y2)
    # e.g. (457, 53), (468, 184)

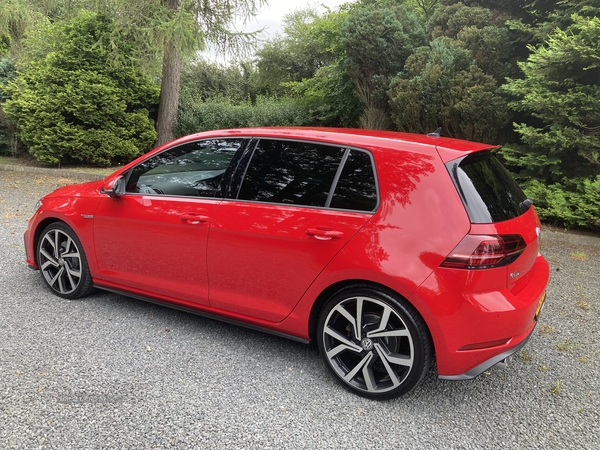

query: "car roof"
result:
(182, 126), (493, 148)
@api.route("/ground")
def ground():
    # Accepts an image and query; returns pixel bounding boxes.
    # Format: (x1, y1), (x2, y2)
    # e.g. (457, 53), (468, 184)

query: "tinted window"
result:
(126, 139), (242, 197)
(238, 140), (344, 207)
(330, 150), (377, 212)
(448, 151), (527, 223)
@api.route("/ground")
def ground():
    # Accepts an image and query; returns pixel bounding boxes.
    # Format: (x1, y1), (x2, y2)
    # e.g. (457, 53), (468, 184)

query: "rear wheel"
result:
(37, 222), (94, 299)
(317, 285), (432, 399)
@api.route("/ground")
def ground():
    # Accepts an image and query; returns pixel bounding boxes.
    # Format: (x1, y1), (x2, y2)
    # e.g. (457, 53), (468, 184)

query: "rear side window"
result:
(238, 140), (345, 207)
(447, 151), (527, 223)
(330, 150), (377, 212)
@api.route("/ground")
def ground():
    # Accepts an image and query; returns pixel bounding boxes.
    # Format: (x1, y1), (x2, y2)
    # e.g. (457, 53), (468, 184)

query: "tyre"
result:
(36, 222), (94, 299)
(317, 285), (432, 399)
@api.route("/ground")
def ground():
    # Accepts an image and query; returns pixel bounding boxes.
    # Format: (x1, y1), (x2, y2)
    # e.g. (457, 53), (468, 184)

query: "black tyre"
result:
(36, 222), (94, 299)
(317, 285), (432, 399)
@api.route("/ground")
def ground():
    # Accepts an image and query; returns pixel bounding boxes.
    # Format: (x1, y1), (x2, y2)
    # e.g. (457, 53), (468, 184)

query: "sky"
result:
(245, 0), (348, 38)
(203, 0), (348, 61)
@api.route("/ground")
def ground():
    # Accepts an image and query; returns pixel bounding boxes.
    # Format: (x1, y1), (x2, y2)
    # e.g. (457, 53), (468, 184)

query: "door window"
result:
(238, 140), (345, 207)
(238, 140), (378, 212)
(126, 139), (243, 197)
(330, 150), (378, 212)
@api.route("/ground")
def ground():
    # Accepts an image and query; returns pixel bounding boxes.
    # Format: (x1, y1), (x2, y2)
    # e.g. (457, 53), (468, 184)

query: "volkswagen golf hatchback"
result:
(24, 128), (550, 399)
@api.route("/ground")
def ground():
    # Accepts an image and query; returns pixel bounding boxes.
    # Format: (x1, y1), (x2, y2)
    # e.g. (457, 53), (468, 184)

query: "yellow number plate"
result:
(535, 292), (547, 320)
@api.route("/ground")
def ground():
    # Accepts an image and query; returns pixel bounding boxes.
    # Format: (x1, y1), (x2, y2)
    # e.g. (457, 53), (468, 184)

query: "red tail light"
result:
(442, 234), (526, 269)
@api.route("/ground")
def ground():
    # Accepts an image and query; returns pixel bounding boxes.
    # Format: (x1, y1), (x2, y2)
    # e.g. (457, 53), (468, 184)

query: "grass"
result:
(555, 340), (575, 352)
(576, 299), (591, 311)
(0, 155), (121, 176)
(570, 252), (589, 261)
(520, 350), (533, 363)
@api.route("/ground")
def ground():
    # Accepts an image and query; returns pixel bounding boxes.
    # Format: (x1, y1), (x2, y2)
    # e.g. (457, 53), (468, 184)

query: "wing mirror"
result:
(103, 175), (126, 197)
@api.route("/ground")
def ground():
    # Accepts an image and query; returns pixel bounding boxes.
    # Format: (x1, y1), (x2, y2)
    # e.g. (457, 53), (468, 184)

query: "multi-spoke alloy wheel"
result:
(317, 286), (431, 399)
(37, 223), (93, 299)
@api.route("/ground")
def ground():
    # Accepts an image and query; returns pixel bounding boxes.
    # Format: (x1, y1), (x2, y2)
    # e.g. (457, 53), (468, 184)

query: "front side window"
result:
(126, 139), (243, 197)
(238, 140), (345, 207)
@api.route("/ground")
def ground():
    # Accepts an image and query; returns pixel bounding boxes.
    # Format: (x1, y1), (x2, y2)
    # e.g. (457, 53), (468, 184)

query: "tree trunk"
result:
(155, 39), (181, 147)
(155, 0), (182, 147)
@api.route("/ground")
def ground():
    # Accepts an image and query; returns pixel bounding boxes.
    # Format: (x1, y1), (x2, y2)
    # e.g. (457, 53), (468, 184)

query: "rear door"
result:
(93, 138), (245, 304)
(207, 139), (378, 322)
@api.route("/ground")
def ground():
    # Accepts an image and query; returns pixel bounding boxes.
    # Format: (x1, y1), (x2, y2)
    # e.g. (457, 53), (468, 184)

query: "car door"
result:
(207, 138), (378, 322)
(93, 138), (246, 305)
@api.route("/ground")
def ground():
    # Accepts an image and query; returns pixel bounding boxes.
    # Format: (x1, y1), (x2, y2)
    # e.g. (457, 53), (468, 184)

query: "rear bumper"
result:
(411, 253), (550, 378)
(438, 324), (536, 380)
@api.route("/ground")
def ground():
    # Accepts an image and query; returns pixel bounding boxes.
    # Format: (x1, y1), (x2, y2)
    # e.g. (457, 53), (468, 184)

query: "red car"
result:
(24, 128), (549, 399)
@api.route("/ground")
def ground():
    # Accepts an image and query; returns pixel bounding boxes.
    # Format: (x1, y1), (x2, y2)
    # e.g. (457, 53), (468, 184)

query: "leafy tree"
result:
(501, 14), (600, 228)
(255, 7), (346, 95)
(389, 37), (509, 142)
(0, 58), (18, 155)
(254, 6), (361, 127)
(341, 2), (426, 128)
(429, 3), (516, 83)
(151, 0), (265, 146)
(3, 11), (159, 165)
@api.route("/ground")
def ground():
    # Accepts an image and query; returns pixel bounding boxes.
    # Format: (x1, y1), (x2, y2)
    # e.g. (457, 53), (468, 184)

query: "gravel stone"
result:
(1, 169), (598, 449)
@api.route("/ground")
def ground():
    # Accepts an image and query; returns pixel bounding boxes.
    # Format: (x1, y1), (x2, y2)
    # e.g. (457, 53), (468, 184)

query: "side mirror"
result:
(103, 176), (126, 197)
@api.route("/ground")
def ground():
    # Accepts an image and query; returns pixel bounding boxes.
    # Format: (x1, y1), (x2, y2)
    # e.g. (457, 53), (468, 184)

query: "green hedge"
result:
(175, 96), (313, 137)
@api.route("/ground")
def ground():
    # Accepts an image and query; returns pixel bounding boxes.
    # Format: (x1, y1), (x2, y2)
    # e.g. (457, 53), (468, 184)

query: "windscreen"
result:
(447, 151), (528, 223)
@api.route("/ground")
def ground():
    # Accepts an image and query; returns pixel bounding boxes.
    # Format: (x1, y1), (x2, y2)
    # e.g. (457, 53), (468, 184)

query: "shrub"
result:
(175, 96), (313, 137)
(522, 177), (600, 230)
(3, 12), (159, 166)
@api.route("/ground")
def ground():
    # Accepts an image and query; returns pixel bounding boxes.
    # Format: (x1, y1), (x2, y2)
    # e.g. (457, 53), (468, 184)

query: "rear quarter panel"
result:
(285, 141), (472, 339)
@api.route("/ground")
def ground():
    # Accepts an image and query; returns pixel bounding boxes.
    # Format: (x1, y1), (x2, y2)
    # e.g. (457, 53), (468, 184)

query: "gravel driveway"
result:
(1, 170), (598, 449)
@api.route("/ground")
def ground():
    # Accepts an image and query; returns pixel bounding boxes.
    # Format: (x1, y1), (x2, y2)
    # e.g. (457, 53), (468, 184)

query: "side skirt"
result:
(95, 285), (310, 345)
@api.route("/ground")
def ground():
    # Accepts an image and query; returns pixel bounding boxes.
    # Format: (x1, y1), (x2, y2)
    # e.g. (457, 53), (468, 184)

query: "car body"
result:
(24, 127), (550, 399)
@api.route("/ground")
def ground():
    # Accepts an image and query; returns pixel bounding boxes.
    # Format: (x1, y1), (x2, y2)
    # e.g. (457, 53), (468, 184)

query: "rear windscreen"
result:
(447, 151), (528, 223)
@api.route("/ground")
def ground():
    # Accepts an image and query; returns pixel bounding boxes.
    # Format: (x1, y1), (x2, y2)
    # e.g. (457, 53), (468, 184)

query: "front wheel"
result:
(36, 222), (94, 299)
(317, 285), (432, 399)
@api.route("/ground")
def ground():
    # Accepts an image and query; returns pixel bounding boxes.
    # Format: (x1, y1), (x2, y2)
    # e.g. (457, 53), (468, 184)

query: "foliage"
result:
(429, 2), (516, 82)
(180, 59), (255, 104)
(286, 61), (363, 127)
(389, 37), (509, 142)
(501, 14), (600, 228)
(174, 96), (313, 136)
(519, 177), (600, 229)
(253, 6), (361, 126)
(255, 7), (347, 96)
(0, 34), (10, 55)
(3, 11), (159, 166)
(0, 58), (19, 155)
(341, 2), (426, 128)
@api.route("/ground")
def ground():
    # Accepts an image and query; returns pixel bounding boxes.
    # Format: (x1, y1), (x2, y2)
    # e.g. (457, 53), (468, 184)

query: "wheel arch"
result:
(32, 218), (65, 266)
(307, 279), (434, 351)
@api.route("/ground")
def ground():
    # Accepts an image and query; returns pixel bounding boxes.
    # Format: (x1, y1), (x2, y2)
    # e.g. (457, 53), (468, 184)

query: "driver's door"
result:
(93, 138), (245, 305)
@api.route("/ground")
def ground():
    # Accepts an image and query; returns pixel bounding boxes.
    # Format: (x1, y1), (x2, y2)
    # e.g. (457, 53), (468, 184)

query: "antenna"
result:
(427, 127), (442, 137)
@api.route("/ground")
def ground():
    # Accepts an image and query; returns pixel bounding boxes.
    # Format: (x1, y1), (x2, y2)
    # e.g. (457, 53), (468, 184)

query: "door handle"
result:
(181, 214), (209, 225)
(306, 227), (344, 240)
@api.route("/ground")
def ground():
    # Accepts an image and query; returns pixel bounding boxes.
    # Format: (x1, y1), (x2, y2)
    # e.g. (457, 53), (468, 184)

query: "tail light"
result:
(441, 234), (526, 269)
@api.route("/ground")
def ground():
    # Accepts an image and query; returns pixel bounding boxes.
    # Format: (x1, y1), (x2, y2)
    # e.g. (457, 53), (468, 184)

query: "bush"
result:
(175, 96), (313, 137)
(3, 12), (159, 166)
(522, 177), (600, 230)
